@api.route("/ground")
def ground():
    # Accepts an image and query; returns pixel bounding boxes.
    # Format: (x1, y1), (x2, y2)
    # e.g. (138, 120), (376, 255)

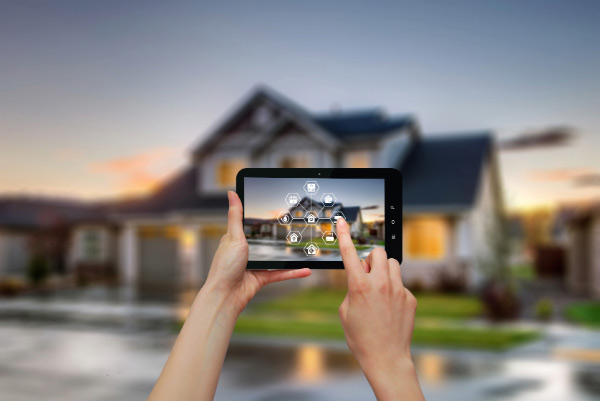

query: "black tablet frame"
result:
(237, 168), (402, 269)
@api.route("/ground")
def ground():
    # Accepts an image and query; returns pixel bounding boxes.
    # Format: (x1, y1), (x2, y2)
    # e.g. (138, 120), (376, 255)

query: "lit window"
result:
(347, 151), (370, 168)
(216, 159), (245, 188)
(279, 156), (309, 168)
(403, 217), (447, 259)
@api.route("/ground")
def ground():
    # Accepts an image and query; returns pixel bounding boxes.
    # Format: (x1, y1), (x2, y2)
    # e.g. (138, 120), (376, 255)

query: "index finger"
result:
(336, 218), (364, 281)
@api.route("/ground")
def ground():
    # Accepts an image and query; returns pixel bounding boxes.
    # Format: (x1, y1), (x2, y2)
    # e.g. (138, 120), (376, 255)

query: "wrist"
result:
(361, 355), (418, 399)
(194, 281), (243, 319)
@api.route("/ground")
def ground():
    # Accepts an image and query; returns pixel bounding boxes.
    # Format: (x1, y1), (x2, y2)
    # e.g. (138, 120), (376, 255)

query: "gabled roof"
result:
(193, 86), (416, 158)
(314, 109), (415, 140)
(193, 85), (340, 158)
(400, 133), (493, 212)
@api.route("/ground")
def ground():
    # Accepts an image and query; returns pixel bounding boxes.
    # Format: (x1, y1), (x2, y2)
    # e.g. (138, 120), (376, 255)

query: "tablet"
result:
(236, 168), (402, 269)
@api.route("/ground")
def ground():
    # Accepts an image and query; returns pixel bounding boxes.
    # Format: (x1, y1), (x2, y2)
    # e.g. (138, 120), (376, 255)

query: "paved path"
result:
(1, 321), (600, 401)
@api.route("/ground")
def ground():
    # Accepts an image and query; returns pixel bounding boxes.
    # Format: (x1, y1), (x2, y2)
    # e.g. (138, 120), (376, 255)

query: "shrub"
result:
(480, 280), (520, 321)
(27, 254), (50, 286)
(534, 298), (554, 322)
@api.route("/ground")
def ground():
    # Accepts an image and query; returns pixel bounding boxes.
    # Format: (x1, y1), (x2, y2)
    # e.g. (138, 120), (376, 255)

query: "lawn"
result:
(253, 288), (482, 319)
(230, 288), (539, 350)
(286, 241), (372, 251)
(565, 302), (600, 328)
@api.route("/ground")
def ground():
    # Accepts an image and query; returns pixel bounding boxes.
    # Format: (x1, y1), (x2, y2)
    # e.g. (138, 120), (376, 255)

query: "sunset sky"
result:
(2, 1), (600, 210)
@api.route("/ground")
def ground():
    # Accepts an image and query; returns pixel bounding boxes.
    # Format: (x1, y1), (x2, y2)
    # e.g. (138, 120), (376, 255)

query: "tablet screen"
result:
(244, 177), (385, 261)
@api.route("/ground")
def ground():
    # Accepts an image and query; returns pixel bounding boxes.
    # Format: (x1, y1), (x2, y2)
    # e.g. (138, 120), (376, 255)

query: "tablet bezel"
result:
(237, 168), (402, 269)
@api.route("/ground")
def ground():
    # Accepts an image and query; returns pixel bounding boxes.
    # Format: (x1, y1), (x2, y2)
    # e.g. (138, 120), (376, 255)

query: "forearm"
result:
(361, 358), (425, 401)
(149, 284), (239, 401)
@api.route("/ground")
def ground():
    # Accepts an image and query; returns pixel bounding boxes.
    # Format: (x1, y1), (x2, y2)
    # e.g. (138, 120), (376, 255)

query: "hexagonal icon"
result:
(278, 211), (293, 225)
(321, 192), (336, 206)
(303, 211), (319, 225)
(303, 180), (319, 196)
(285, 193), (301, 207)
(331, 211), (346, 224)
(321, 231), (338, 244)
(286, 231), (302, 245)
(304, 242), (319, 256)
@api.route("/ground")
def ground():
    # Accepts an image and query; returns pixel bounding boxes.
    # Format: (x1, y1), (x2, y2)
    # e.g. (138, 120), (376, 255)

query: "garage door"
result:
(138, 233), (179, 292)
(198, 225), (227, 284)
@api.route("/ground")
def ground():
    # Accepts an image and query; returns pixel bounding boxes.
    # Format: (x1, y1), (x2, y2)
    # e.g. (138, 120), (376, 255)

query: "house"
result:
(565, 205), (600, 298)
(0, 85), (502, 292)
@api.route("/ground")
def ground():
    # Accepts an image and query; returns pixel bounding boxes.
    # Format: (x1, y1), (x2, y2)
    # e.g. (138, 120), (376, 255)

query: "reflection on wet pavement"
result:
(1, 321), (600, 401)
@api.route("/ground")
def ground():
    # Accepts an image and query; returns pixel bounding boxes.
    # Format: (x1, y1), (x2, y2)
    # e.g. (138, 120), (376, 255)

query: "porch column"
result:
(179, 225), (201, 289)
(119, 223), (138, 286)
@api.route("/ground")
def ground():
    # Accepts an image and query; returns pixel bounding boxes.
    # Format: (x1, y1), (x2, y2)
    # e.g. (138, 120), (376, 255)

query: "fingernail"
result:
(227, 190), (233, 205)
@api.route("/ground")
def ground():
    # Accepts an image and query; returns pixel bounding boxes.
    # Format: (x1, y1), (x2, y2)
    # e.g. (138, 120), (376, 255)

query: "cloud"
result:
(91, 147), (181, 195)
(573, 172), (600, 187)
(501, 126), (576, 151)
(529, 168), (600, 187)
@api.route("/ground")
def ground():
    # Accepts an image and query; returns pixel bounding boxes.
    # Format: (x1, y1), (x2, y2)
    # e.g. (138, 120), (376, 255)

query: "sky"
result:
(1, 0), (600, 210)
(244, 178), (385, 222)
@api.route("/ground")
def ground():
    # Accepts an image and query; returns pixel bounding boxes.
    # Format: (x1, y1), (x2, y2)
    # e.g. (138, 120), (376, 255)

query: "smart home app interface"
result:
(244, 177), (385, 261)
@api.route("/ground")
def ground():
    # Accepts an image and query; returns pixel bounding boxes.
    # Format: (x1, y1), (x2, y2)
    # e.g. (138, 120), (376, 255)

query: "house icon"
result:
(307, 244), (317, 255)
(324, 195), (333, 204)
(290, 233), (299, 243)
(307, 214), (316, 223)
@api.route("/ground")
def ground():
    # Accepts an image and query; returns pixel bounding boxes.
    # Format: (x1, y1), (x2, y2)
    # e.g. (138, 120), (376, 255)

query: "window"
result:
(403, 217), (447, 259)
(216, 159), (245, 188)
(279, 155), (309, 168)
(82, 229), (102, 261)
(346, 151), (371, 168)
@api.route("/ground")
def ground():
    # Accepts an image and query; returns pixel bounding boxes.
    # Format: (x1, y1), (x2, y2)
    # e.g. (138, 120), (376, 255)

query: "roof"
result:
(314, 109), (414, 139)
(340, 206), (360, 222)
(0, 197), (107, 229)
(115, 167), (227, 215)
(400, 133), (493, 212)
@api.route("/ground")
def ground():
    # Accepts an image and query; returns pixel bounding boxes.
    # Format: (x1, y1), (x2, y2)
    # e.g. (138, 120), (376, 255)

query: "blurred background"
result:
(1, 1), (600, 400)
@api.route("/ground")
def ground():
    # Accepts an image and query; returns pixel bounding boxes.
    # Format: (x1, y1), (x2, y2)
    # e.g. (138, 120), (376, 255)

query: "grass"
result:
(254, 288), (482, 320)
(226, 288), (539, 350)
(565, 302), (600, 328)
(286, 241), (371, 251)
(233, 316), (539, 350)
(510, 264), (536, 281)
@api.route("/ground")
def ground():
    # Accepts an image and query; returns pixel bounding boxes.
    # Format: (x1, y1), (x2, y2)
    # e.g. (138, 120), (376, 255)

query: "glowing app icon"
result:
(285, 193), (301, 206)
(278, 211), (293, 225)
(303, 181), (319, 196)
(304, 242), (319, 256)
(304, 212), (318, 225)
(321, 231), (338, 244)
(331, 211), (346, 224)
(286, 231), (302, 244)
(321, 193), (336, 206)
